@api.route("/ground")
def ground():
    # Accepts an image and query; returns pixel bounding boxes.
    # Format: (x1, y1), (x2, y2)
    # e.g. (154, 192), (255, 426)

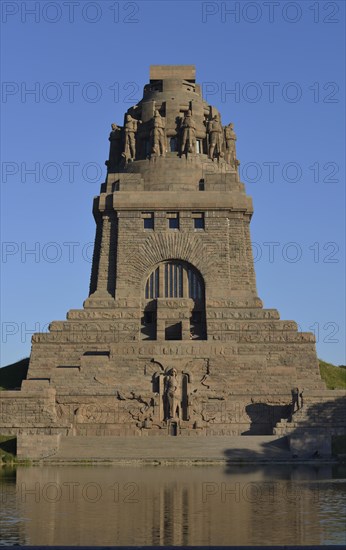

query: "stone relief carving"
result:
(127, 393), (155, 428)
(144, 359), (164, 377)
(106, 104), (243, 169)
(164, 368), (182, 420)
(113, 390), (157, 428)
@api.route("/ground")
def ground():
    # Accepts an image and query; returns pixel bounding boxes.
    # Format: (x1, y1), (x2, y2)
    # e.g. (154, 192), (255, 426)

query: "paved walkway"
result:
(46, 435), (292, 463)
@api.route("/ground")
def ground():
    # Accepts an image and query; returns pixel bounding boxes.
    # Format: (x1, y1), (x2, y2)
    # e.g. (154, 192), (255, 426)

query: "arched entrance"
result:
(141, 260), (207, 340)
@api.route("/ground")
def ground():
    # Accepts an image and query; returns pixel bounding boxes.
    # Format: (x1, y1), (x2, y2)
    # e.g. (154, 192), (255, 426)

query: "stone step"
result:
(47, 434), (292, 462)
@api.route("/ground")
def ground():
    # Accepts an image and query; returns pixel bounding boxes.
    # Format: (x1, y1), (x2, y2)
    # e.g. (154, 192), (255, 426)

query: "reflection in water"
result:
(0, 469), (25, 546)
(0, 464), (345, 546)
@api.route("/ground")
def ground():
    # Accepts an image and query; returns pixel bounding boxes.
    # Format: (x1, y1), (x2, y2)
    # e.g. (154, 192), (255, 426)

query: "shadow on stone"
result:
(243, 403), (291, 434)
(223, 436), (290, 468)
(0, 436), (17, 455)
(224, 395), (346, 468)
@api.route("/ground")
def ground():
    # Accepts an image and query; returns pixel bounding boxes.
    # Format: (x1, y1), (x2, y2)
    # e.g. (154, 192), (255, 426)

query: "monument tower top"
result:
(149, 65), (196, 82)
(106, 64), (238, 180)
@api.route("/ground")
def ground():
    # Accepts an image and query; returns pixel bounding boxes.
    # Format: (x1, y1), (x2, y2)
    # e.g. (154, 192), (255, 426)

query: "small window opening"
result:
(142, 212), (154, 230)
(167, 212), (179, 230)
(192, 212), (205, 230)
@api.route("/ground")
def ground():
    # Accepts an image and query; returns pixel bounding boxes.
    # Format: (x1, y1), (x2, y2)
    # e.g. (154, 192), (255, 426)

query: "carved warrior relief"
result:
(151, 367), (189, 422)
(151, 110), (166, 156)
(123, 114), (142, 162)
(107, 103), (240, 167)
(121, 362), (193, 425)
(224, 122), (239, 168)
(206, 115), (223, 160)
(148, 359), (228, 426)
(164, 368), (181, 419)
(180, 110), (197, 155)
(107, 123), (123, 168)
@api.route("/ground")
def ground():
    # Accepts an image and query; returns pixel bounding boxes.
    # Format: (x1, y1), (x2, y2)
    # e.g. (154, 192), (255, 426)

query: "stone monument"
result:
(2, 66), (343, 459)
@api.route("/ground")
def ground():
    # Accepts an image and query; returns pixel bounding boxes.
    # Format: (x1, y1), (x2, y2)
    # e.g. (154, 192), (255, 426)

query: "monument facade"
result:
(3, 66), (340, 456)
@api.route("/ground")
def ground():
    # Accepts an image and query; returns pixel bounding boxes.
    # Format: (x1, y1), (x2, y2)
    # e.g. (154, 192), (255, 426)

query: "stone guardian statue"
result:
(224, 122), (239, 168)
(123, 114), (141, 162)
(151, 110), (166, 157)
(180, 110), (197, 155)
(164, 368), (181, 420)
(107, 122), (123, 168)
(207, 115), (223, 160)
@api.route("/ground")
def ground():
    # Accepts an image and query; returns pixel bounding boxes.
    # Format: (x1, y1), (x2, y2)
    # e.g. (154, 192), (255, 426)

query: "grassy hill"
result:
(0, 357), (345, 390)
(0, 358), (29, 390)
(319, 359), (346, 389)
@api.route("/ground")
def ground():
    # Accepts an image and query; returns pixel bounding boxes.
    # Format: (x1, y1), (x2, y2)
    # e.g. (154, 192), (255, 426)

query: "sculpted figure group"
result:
(108, 108), (239, 167)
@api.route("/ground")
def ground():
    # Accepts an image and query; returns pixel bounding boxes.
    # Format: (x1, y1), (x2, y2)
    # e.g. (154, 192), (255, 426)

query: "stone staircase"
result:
(273, 390), (346, 437)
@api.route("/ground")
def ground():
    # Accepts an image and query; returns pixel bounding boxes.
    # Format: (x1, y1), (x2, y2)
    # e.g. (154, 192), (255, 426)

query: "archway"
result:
(141, 260), (207, 340)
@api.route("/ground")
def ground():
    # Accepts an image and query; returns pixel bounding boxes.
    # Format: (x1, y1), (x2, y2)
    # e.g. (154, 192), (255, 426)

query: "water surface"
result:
(1, 464), (345, 546)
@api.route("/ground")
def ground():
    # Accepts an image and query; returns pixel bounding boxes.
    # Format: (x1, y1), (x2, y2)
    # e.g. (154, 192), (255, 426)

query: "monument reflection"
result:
(1, 465), (345, 546)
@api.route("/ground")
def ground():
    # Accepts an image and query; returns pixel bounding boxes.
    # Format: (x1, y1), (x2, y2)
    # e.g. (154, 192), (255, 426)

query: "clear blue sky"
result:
(1, 0), (345, 367)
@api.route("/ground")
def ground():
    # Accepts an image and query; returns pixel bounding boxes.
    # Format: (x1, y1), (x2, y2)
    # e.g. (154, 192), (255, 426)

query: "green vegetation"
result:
(0, 435), (17, 463)
(319, 360), (346, 390)
(0, 358), (29, 390)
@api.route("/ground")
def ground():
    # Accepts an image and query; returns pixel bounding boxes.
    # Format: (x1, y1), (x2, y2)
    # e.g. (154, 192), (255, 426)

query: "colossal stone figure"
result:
(108, 122), (123, 168)
(151, 110), (166, 156)
(224, 122), (239, 168)
(123, 114), (141, 162)
(207, 115), (223, 160)
(164, 368), (181, 420)
(180, 110), (196, 155)
(111, 122), (120, 133)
